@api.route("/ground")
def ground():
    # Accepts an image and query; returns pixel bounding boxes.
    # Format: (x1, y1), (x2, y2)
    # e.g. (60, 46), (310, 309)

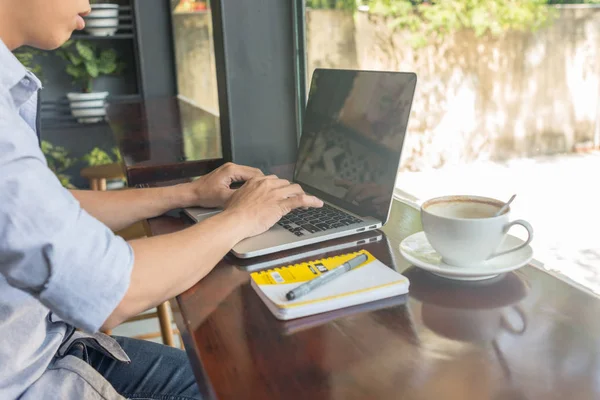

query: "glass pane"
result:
(303, 0), (600, 292)
(170, 0), (222, 160)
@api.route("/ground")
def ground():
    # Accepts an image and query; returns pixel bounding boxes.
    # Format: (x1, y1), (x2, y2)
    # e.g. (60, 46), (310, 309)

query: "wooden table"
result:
(148, 199), (600, 400)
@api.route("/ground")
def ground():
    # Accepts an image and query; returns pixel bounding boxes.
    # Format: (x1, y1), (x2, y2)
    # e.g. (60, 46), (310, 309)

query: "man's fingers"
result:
(275, 183), (304, 199)
(253, 174), (279, 182)
(261, 176), (291, 190)
(224, 163), (264, 183)
(243, 174), (280, 187)
(281, 194), (323, 212)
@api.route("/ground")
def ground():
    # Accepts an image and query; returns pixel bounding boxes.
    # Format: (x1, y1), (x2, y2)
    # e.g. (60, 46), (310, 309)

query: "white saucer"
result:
(399, 231), (533, 281)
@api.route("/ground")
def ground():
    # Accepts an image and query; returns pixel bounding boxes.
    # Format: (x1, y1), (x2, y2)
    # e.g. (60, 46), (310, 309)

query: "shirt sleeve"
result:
(0, 101), (134, 333)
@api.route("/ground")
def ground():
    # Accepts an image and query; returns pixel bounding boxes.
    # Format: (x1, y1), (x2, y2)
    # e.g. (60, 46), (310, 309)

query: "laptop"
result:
(184, 68), (417, 258)
(225, 230), (383, 272)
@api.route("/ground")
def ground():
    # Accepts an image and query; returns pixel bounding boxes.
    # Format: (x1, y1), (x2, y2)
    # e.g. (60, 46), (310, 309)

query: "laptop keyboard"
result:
(277, 204), (363, 237)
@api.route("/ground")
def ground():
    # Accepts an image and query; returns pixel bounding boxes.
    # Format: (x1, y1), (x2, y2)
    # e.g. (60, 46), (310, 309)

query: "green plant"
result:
(40, 142), (124, 188)
(41, 140), (78, 189)
(57, 40), (123, 92)
(12, 47), (44, 79)
(83, 147), (113, 166)
(366, 0), (557, 48)
(82, 146), (122, 167)
(306, 0), (358, 10)
(82, 147), (121, 167)
(547, 0), (600, 3)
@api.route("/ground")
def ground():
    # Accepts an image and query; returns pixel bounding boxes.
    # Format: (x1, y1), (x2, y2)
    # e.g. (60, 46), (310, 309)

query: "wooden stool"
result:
(80, 162), (125, 191)
(81, 163), (180, 348)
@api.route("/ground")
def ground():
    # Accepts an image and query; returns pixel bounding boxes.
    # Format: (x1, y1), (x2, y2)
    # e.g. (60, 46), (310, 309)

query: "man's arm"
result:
(71, 163), (264, 232)
(102, 176), (323, 330)
(70, 186), (192, 232)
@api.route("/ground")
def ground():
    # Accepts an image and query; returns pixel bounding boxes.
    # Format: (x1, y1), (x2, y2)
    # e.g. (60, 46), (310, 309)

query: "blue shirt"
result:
(0, 39), (134, 398)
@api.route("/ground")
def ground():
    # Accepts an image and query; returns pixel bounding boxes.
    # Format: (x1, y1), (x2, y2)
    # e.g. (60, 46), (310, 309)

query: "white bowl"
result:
(85, 4), (119, 36)
(66, 92), (109, 124)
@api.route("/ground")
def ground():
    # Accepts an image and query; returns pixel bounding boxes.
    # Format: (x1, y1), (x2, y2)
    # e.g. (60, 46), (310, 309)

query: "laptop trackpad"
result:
(187, 207), (223, 223)
(232, 224), (295, 255)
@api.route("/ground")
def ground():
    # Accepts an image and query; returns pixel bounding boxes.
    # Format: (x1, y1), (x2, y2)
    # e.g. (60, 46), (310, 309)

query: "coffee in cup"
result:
(420, 195), (533, 267)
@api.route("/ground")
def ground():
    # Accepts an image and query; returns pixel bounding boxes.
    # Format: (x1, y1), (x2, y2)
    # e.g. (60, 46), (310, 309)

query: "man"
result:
(0, 1), (323, 399)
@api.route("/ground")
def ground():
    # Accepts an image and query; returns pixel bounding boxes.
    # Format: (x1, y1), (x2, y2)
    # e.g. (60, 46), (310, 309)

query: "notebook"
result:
(250, 250), (410, 320)
(278, 295), (409, 335)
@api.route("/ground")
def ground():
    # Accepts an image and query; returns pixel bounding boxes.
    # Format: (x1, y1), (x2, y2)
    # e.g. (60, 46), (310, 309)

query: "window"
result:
(169, 0), (222, 161)
(303, 0), (600, 293)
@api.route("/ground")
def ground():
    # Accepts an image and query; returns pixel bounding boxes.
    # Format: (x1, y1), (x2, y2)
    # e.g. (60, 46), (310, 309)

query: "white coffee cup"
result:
(421, 195), (533, 267)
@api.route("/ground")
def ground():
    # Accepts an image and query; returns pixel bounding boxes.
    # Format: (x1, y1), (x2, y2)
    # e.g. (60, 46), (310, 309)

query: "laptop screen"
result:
(294, 69), (417, 222)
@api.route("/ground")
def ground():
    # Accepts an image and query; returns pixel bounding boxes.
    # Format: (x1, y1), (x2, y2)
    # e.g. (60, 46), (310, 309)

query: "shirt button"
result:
(22, 77), (31, 86)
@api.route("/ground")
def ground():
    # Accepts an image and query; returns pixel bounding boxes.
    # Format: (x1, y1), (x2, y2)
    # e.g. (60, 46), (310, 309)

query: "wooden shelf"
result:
(71, 33), (134, 40)
(71, 33), (135, 40)
(41, 94), (143, 129)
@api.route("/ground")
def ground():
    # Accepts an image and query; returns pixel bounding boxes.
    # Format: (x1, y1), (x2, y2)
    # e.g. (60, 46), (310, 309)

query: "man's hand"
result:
(223, 175), (323, 238)
(104, 174), (322, 330)
(185, 162), (264, 208)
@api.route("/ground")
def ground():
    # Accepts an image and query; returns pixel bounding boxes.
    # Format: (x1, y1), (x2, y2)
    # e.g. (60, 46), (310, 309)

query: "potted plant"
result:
(57, 40), (122, 124)
(85, 0), (119, 37)
(41, 140), (78, 188)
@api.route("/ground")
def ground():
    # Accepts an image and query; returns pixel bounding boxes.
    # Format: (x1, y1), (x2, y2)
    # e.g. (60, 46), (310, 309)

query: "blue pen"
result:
(285, 253), (368, 301)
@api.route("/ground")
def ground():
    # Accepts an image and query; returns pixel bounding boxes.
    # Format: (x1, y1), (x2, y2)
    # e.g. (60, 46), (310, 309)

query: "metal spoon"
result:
(495, 194), (516, 216)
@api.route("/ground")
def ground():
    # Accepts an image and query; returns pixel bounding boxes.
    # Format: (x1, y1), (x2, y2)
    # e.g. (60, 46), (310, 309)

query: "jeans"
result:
(70, 336), (201, 400)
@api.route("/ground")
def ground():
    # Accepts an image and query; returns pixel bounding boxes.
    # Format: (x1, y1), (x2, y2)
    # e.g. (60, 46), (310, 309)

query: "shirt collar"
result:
(0, 38), (42, 107)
